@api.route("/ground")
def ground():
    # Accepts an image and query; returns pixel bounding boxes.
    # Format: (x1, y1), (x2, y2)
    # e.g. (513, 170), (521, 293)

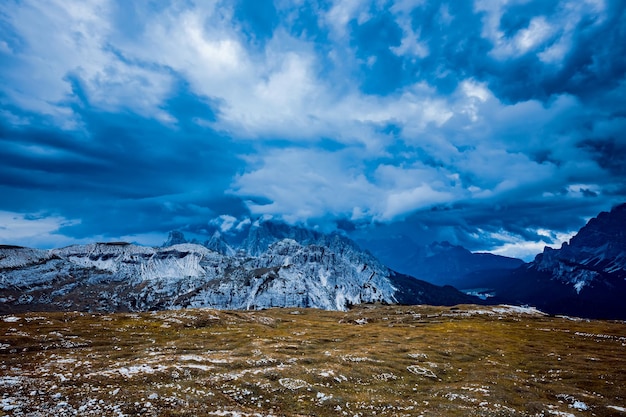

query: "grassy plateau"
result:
(1, 304), (625, 416)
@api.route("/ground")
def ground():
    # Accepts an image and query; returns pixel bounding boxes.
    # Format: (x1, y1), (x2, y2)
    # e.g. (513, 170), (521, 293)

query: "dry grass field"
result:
(1, 304), (625, 416)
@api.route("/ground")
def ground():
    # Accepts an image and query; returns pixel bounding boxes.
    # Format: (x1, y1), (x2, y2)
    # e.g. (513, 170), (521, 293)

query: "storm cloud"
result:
(0, 0), (624, 258)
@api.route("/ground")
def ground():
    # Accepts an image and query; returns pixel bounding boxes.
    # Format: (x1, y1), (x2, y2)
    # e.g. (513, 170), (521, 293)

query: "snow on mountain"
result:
(0, 230), (478, 313)
(0, 245), (51, 269)
(204, 232), (236, 256)
(531, 203), (626, 292)
(488, 203), (626, 320)
(52, 243), (156, 274)
(180, 239), (397, 311)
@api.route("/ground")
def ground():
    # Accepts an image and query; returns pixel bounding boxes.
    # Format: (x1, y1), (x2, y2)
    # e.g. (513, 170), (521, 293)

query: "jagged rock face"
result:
(0, 238), (404, 313)
(487, 203), (626, 320)
(240, 221), (321, 256)
(531, 203), (626, 292)
(0, 245), (52, 269)
(182, 239), (396, 311)
(204, 232), (236, 256)
(0, 229), (480, 313)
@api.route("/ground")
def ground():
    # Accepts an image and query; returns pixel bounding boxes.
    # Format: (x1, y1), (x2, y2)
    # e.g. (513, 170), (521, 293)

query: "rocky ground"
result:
(1, 304), (625, 416)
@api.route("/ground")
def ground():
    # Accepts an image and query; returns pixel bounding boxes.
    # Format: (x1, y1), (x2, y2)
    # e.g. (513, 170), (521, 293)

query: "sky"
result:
(0, 0), (625, 260)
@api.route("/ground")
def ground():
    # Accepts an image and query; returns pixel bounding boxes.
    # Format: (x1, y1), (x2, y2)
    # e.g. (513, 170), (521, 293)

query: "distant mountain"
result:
(0, 230), (478, 313)
(532, 203), (626, 287)
(492, 203), (626, 319)
(204, 231), (236, 256)
(240, 220), (321, 256)
(163, 230), (187, 247)
(408, 242), (524, 288)
(358, 238), (524, 287)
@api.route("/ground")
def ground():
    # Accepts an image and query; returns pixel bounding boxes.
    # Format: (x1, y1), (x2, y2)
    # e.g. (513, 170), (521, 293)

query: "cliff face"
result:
(0, 235), (477, 313)
(490, 203), (626, 319)
(531, 203), (626, 292)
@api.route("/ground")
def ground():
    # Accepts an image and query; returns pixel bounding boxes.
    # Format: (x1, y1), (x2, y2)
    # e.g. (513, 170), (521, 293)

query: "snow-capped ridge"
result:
(484, 203), (626, 320)
(531, 203), (626, 289)
(0, 246), (52, 269)
(205, 231), (236, 256)
(1, 225), (478, 312)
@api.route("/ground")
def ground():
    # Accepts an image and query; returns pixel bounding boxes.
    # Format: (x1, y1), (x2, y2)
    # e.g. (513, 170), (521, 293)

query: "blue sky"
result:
(0, 0), (625, 259)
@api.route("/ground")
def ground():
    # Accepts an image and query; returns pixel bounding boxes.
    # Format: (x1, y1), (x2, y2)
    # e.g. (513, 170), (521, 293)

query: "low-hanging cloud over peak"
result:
(0, 0), (624, 259)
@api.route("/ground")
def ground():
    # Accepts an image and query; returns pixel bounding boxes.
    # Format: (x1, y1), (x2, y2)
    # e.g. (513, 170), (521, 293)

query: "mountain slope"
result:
(407, 242), (524, 288)
(0, 235), (479, 313)
(357, 238), (524, 287)
(532, 203), (626, 288)
(239, 220), (322, 255)
(493, 203), (626, 319)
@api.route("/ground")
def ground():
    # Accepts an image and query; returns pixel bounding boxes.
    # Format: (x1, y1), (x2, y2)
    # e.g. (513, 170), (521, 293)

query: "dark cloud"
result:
(487, 2), (626, 103)
(346, 1), (621, 105)
(408, 2), (492, 94)
(351, 196), (613, 255)
(0, 0), (624, 256)
(0, 73), (250, 240)
(499, 2), (560, 37)
(578, 138), (626, 177)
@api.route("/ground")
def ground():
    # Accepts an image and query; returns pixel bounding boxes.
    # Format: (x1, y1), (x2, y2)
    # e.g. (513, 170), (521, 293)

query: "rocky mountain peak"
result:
(1, 224), (479, 313)
(241, 220), (320, 256)
(205, 231), (236, 256)
(424, 241), (471, 258)
(163, 230), (187, 247)
(534, 203), (626, 275)
(0, 246), (51, 269)
(567, 203), (626, 251)
(513, 203), (626, 309)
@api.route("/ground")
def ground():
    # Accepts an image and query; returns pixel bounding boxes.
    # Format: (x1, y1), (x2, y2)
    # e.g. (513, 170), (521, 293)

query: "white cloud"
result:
(0, 211), (80, 248)
(390, 16), (429, 58)
(481, 13), (556, 59)
(566, 184), (601, 197)
(228, 71), (595, 226)
(210, 215), (238, 233)
(0, 0), (172, 124)
(235, 218), (252, 231)
(487, 228), (578, 261)
(476, 0), (608, 61)
(110, 1), (460, 153)
(232, 149), (377, 222)
(2, 0), (617, 239)
(232, 149), (462, 223)
(382, 185), (453, 220)
(537, 35), (571, 64)
(0, 1), (468, 148)
(514, 16), (554, 54)
(458, 80), (492, 122)
(324, 0), (370, 40)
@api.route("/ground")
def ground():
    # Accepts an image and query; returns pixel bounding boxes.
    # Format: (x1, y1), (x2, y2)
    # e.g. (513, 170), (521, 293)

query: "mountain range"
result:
(357, 204), (626, 319)
(358, 237), (525, 288)
(0, 225), (475, 313)
(1, 204), (624, 319)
